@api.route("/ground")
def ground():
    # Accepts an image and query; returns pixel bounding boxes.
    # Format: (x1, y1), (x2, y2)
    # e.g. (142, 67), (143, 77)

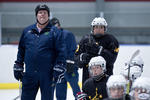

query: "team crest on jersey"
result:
(89, 88), (103, 100)
(75, 45), (80, 53)
(44, 32), (49, 35)
(114, 47), (119, 53)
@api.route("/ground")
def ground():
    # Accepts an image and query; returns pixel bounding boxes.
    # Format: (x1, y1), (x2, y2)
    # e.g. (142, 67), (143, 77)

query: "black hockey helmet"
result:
(50, 17), (60, 26)
(35, 4), (50, 16)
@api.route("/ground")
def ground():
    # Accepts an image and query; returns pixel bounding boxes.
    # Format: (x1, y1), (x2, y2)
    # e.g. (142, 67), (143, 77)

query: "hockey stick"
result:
(13, 80), (22, 100)
(126, 49), (140, 94)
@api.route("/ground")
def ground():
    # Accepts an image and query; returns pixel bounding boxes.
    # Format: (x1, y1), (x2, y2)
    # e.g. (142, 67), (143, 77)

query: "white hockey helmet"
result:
(121, 65), (142, 81)
(132, 77), (150, 90)
(106, 75), (127, 99)
(132, 77), (150, 100)
(88, 56), (106, 72)
(121, 56), (144, 81)
(91, 17), (108, 27)
(125, 56), (144, 71)
(107, 75), (127, 89)
(91, 17), (108, 32)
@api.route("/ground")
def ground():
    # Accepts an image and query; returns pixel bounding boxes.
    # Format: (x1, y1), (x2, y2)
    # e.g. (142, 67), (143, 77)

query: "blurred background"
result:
(0, 0), (150, 45)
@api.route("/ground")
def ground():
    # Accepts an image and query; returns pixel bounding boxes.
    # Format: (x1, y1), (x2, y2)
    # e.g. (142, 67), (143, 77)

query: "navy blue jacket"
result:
(15, 22), (66, 74)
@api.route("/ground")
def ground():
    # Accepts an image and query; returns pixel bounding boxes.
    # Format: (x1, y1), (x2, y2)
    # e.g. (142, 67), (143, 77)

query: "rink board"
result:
(0, 44), (150, 89)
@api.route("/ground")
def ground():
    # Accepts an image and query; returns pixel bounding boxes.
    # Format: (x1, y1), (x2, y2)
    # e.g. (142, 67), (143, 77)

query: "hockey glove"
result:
(13, 64), (24, 81)
(85, 42), (103, 56)
(80, 53), (91, 64)
(76, 92), (87, 100)
(66, 60), (75, 73)
(53, 64), (66, 83)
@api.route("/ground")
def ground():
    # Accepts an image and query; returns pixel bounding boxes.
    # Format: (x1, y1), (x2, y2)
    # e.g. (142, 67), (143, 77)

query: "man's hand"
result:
(13, 64), (24, 81)
(80, 53), (91, 64)
(66, 60), (75, 73)
(53, 64), (66, 83)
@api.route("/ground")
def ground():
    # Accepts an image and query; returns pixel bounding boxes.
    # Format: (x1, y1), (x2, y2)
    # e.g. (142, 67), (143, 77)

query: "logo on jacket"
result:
(44, 32), (49, 35)
(27, 30), (32, 33)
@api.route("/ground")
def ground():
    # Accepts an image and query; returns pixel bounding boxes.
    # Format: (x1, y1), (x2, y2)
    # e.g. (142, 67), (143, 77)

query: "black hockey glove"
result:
(13, 64), (24, 81)
(85, 42), (103, 56)
(76, 92), (87, 100)
(53, 64), (66, 83)
(80, 53), (91, 64)
(66, 60), (75, 73)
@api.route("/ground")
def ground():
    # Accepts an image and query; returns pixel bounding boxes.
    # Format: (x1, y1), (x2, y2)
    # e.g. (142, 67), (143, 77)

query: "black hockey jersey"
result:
(82, 74), (109, 100)
(75, 33), (119, 84)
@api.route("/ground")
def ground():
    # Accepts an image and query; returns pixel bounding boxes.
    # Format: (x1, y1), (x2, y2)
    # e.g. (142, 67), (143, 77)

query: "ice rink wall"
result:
(0, 0), (150, 44)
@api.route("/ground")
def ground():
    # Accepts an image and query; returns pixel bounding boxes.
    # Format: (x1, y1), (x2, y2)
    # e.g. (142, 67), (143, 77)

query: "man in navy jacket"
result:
(50, 17), (83, 100)
(13, 4), (66, 100)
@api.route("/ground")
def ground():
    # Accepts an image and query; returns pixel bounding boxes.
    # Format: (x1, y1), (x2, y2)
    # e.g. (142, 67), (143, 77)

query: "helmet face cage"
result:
(132, 88), (150, 100)
(122, 56), (144, 81)
(122, 65), (142, 81)
(130, 60), (144, 72)
(131, 77), (150, 100)
(35, 4), (50, 17)
(108, 86), (126, 99)
(131, 66), (142, 81)
(91, 17), (108, 33)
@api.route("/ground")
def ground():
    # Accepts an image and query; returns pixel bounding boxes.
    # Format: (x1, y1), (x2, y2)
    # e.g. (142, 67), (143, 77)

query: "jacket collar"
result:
(31, 22), (52, 34)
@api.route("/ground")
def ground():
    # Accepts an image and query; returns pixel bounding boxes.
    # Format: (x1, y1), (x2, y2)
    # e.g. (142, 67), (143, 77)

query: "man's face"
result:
(37, 10), (49, 24)
(91, 65), (103, 76)
(109, 87), (124, 99)
(93, 25), (105, 35)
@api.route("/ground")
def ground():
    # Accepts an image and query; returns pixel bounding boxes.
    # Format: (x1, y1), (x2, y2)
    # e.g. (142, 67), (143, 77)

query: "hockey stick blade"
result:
(129, 49), (140, 65)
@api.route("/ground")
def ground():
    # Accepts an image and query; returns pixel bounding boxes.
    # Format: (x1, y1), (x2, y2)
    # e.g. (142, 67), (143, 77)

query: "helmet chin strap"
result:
(37, 19), (49, 25)
(110, 97), (124, 100)
(93, 73), (105, 81)
(110, 94), (126, 100)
